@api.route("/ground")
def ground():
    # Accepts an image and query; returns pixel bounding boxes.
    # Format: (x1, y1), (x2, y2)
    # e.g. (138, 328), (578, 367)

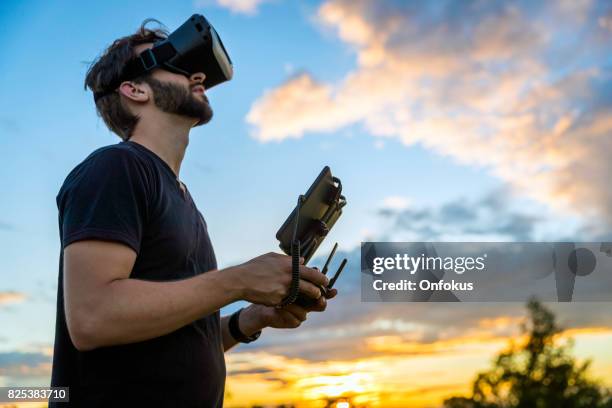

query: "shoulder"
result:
(82, 142), (149, 169)
(57, 143), (156, 204)
(68, 142), (155, 181)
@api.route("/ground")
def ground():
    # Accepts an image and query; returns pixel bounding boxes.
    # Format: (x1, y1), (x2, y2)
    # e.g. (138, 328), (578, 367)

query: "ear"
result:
(118, 81), (150, 103)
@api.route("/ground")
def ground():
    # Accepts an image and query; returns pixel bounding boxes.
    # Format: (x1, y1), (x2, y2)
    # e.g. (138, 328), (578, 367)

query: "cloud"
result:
(200, 0), (273, 15)
(247, 73), (341, 141)
(228, 366), (275, 376)
(246, 0), (612, 229)
(380, 195), (411, 211)
(0, 291), (26, 307)
(0, 351), (51, 378)
(378, 188), (541, 241)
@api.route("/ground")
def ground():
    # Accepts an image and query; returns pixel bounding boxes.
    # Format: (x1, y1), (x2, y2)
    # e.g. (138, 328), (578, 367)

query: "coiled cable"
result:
(277, 195), (304, 307)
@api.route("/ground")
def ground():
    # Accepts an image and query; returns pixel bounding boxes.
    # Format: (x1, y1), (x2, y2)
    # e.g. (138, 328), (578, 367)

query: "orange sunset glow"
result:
(223, 322), (612, 407)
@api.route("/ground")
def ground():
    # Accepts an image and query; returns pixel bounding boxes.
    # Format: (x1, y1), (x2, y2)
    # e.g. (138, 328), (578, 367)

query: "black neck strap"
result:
(93, 42), (180, 103)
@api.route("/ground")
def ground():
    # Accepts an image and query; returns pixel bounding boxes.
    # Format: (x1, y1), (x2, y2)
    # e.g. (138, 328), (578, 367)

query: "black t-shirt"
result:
(50, 141), (225, 408)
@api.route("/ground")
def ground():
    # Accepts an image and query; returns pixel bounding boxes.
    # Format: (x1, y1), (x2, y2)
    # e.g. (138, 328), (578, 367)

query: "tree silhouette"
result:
(444, 299), (612, 408)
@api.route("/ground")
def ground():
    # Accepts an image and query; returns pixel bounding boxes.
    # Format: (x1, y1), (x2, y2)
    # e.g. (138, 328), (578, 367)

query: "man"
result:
(50, 21), (336, 407)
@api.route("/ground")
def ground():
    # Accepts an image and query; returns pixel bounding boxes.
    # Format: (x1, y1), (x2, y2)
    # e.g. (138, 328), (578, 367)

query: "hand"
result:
(245, 288), (338, 330)
(233, 252), (329, 306)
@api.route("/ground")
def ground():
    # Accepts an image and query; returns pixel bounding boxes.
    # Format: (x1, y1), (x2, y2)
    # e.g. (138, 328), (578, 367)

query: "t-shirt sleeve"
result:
(58, 147), (150, 254)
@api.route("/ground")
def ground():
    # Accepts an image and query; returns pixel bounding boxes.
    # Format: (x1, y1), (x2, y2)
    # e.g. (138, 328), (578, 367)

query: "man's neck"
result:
(129, 113), (195, 178)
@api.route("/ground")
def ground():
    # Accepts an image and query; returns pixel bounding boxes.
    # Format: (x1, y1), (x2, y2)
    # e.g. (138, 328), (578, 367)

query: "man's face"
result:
(135, 43), (213, 127)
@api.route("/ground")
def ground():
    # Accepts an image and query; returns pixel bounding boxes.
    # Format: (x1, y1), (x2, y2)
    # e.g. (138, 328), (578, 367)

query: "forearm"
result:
(71, 267), (242, 350)
(221, 304), (267, 352)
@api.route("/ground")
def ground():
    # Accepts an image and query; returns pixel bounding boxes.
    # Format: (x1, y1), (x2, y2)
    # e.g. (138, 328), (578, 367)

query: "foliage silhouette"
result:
(444, 299), (612, 408)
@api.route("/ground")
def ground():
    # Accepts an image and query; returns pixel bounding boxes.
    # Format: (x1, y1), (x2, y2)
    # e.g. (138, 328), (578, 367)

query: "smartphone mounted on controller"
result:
(276, 166), (347, 307)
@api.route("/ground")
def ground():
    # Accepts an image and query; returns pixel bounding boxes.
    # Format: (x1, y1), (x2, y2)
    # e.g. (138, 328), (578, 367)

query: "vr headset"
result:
(94, 14), (233, 102)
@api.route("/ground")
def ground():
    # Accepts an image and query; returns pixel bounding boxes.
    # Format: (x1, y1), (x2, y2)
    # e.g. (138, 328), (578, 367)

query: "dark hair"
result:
(84, 20), (168, 140)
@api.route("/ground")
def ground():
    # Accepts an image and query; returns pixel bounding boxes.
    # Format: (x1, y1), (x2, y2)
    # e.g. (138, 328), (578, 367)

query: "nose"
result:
(190, 72), (206, 86)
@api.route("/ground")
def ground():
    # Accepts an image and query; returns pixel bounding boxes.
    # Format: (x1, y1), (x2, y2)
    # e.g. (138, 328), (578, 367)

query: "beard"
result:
(145, 77), (213, 127)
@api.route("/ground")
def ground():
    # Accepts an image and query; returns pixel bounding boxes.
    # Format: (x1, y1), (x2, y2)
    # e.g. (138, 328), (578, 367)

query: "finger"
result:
(325, 288), (338, 299)
(282, 304), (308, 321)
(299, 266), (329, 287)
(299, 257), (305, 265)
(279, 310), (302, 328)
(298, 279), (322, 299)
(307, 296), (327, 312)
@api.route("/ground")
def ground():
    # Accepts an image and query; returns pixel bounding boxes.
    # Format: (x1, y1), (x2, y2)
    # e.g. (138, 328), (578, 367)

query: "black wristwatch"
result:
(228, 308), (262, 343)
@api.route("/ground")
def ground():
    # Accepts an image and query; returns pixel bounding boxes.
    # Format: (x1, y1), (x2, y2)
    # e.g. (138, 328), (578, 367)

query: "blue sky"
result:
(1, 0), (611, 403)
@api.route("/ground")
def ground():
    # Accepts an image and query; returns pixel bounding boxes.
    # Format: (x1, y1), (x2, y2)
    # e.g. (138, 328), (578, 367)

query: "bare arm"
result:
(64, 241), (328, 351)
(64, 240), (242, 350)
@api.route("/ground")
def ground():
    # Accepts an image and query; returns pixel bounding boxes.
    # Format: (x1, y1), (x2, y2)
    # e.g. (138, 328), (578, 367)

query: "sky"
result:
(0, 0), (611, 407)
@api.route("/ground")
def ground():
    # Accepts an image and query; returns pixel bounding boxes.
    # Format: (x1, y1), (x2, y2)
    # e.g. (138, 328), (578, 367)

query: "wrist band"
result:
(229, 308), (261, 344)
